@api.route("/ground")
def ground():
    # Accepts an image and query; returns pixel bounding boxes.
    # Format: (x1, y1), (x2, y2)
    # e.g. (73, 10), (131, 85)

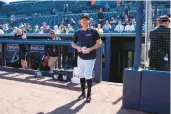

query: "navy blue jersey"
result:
(72, 28), (100, 60)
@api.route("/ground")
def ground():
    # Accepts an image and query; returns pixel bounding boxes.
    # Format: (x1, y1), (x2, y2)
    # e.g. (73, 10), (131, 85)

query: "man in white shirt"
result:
(114, 21), (124, 32)
(124, 21), (135, 32)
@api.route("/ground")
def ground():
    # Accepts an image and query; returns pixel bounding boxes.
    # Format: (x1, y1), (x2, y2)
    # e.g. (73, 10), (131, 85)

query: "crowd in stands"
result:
(0, 0), (169, 35)
(0, 13), (137, 35)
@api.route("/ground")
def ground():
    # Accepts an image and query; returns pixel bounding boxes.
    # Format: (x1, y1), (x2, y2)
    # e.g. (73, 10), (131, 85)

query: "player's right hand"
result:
(76, 46), (82, 52)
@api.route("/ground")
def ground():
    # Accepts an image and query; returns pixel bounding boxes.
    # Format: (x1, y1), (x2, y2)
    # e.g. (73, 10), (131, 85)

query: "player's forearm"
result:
(90, 41), (102, 51)
(71, 42), (79, 49)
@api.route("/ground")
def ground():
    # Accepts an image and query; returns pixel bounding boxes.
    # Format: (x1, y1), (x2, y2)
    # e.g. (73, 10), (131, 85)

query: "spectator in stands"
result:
(124, 5), (129, 16)
(39, 27), (44, 34)
(131, 17), (136, 26)
(60, 20), (65, 26)
(33, 25), (40, 33)
(89, 18), (96, 28)
(124, 20), (135, 32)
(105, 2), (110, 12)
(24, 23), (27, 28)
(20, 25), (27, 35)
(26, 23), (32, 33)
(123, 15), (129, 26)
(43, 22), (47, 30)
(70, 18), (76, 26)
(60, 25), (66, 33)
(0, 25), (4, 34)
(3, 24), (9, 34)
(123, 19), (129, 27)
(66, 24), (75, 33)
(43, 25), (51, 33)
(96, 24), (103, 33)
(47, 25), (51, 33)
(114, 21), (124, 32)
(19, 22), (24, 29)
(116, 1), (123, 18)
(155, 17), (160, 29)
(103, 20), (112, 33)
(124, 14), (129, 22)
(43, 22), (47, 26)
(110, 17), (117, 31)
(98, 8), (104, 24)
(53, 25), (60, 34)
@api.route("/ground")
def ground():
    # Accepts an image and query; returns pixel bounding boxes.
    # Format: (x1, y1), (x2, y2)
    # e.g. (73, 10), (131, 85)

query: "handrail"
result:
(0, 39), (72, 45)
(0, 33), (145, 37)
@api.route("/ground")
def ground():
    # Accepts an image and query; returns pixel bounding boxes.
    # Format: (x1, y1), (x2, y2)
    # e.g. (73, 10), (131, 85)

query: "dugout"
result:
(0, 34), (76, 70)
(101, 33), (145, 83)
(0, 33), (145, 83)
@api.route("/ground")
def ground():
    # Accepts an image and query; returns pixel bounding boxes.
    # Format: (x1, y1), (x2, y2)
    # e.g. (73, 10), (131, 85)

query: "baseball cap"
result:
(159, 15), (170, 23)
(80, 13), (90, 20)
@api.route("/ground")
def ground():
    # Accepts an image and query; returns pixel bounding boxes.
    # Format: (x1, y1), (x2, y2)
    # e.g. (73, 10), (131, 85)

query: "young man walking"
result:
(71, 13), (102, 103)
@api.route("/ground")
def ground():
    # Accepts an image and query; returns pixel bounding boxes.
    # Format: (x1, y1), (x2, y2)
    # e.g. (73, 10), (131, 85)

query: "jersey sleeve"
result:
(94, 30), (101, 40)
(72, 31), (78, 43)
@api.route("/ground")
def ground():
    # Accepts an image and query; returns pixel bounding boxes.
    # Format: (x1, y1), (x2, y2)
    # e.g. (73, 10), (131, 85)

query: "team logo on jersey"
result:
(86, 34), (92, 36)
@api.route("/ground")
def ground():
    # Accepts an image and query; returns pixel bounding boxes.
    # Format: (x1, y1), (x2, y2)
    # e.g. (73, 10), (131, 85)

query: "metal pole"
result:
(144, 0), (152, 68)
(133, 1), (144, 69)
(144, 0), (148, 68)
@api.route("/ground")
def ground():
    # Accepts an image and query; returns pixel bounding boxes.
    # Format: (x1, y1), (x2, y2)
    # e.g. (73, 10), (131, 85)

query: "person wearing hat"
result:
(44, 30), (61, 73)
(13, 27), (28, 69)
(149, 15), (170, 71)
(71, 13), (102, 103)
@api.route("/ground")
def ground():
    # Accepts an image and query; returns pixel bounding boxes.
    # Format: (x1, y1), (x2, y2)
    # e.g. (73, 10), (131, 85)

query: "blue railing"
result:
(0, 39), (72, 45)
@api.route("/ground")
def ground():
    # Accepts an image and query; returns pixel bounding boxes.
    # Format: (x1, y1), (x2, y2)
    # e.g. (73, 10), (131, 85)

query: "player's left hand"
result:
(83, 48), (91, 54)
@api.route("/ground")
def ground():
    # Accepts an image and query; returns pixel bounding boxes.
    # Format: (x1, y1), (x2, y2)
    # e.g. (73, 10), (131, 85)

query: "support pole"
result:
(133, 1), (144, 69)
